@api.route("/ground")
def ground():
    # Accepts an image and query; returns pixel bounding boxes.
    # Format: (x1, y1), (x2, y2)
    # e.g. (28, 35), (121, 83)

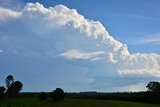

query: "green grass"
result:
(0, 98), (40, 107)
(0, 98), (160, 107)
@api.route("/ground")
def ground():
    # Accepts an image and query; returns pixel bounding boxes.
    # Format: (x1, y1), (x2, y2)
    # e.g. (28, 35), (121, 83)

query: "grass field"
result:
(0, 98), (160, 107)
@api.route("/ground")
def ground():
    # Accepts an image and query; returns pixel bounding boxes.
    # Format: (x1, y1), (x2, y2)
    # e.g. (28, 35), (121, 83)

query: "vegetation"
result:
(0, 86), (6, 98)
(5, 75), (14, 88)
(50, 88), (65, 102)
(65, 91), (160, 103)
(0, 98), (160, 107)
(6, 81), (23, 98)
(39, 92), (47, 101)
(1, 75), (160, 106)
(0, 75), (23, 98)
(146, 81), (160, 92)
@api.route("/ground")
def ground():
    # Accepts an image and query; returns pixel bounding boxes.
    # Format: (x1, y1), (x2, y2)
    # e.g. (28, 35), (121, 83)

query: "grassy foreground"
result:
(0, 98), (160, 107)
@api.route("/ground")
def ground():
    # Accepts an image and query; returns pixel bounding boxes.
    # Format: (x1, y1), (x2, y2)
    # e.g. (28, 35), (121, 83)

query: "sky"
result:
(0, 0), (160, 92)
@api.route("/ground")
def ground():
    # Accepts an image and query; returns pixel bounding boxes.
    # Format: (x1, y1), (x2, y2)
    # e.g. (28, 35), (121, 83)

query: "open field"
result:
(0, 98), (160, 107)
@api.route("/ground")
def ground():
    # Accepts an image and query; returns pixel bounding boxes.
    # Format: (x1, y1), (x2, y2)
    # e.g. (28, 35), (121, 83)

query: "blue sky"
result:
(0, 0), (160, 92)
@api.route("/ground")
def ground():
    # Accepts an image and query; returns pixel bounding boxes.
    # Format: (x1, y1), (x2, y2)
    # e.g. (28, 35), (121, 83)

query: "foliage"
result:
(4, 75), (23, 98)
(0, 86), (6, 93)
(5, 75), (14, 88)
(65, 91), (160, 103)
(6, 81), (23, 98)
(146, 81), (160, 92)
(39, 92), (47, 101)
(0, 86), (6, 98)
(50, 88), (64, 102)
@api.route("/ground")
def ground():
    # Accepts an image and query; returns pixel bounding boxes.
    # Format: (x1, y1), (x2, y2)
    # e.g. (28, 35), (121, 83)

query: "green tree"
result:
(39, 92), (47, 101)
(50, 88), (64, 102)
(146, 81), (160, 92)
(0, 86), (6, 98)
(5, 75), (14, 88)
(5, 75), (23, 98)
(6, 81), (23, 98)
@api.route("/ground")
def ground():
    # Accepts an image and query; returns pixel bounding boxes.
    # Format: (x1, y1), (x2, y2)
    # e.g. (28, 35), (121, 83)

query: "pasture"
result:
(0, 98), (160, 107)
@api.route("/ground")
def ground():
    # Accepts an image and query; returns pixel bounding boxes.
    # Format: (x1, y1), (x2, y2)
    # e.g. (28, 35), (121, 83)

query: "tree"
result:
(146, 81), (160, 92)
(50, 88), (64, 102)
(5, 75), (23, 98)
(39, 92), (47, 101)
(0, 86), (6, 98)
(5, 75), (14, 88)
(6, 81), (23, 98)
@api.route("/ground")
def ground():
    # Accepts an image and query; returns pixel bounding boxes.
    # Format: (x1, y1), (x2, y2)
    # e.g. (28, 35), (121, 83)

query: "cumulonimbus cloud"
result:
(0, 2), (160, 91)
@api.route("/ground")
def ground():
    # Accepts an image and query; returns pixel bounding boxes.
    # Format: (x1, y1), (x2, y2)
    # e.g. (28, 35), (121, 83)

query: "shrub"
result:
(50, 88), (64, 102)
(39, 92), (47, 101)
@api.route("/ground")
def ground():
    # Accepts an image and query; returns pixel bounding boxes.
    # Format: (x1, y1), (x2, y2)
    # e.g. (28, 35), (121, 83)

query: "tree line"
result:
(39, 88), (64, 102)
(65, 81), (160, 103)
(1, 75), (160, 103)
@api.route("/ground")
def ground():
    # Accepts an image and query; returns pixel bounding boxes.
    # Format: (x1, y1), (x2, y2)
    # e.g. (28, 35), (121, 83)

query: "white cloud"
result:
(0, 2), (160, 91)
(60, 49), (105, 60)
(118, 82), (146, 92)
(117, 53), (160, 76)
(0, 7), (20, 21)
(137, 33), (160, 44)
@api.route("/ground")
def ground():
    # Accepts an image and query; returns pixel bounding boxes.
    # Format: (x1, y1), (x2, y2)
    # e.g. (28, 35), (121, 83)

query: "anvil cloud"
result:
(0, 2), (160, 91)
